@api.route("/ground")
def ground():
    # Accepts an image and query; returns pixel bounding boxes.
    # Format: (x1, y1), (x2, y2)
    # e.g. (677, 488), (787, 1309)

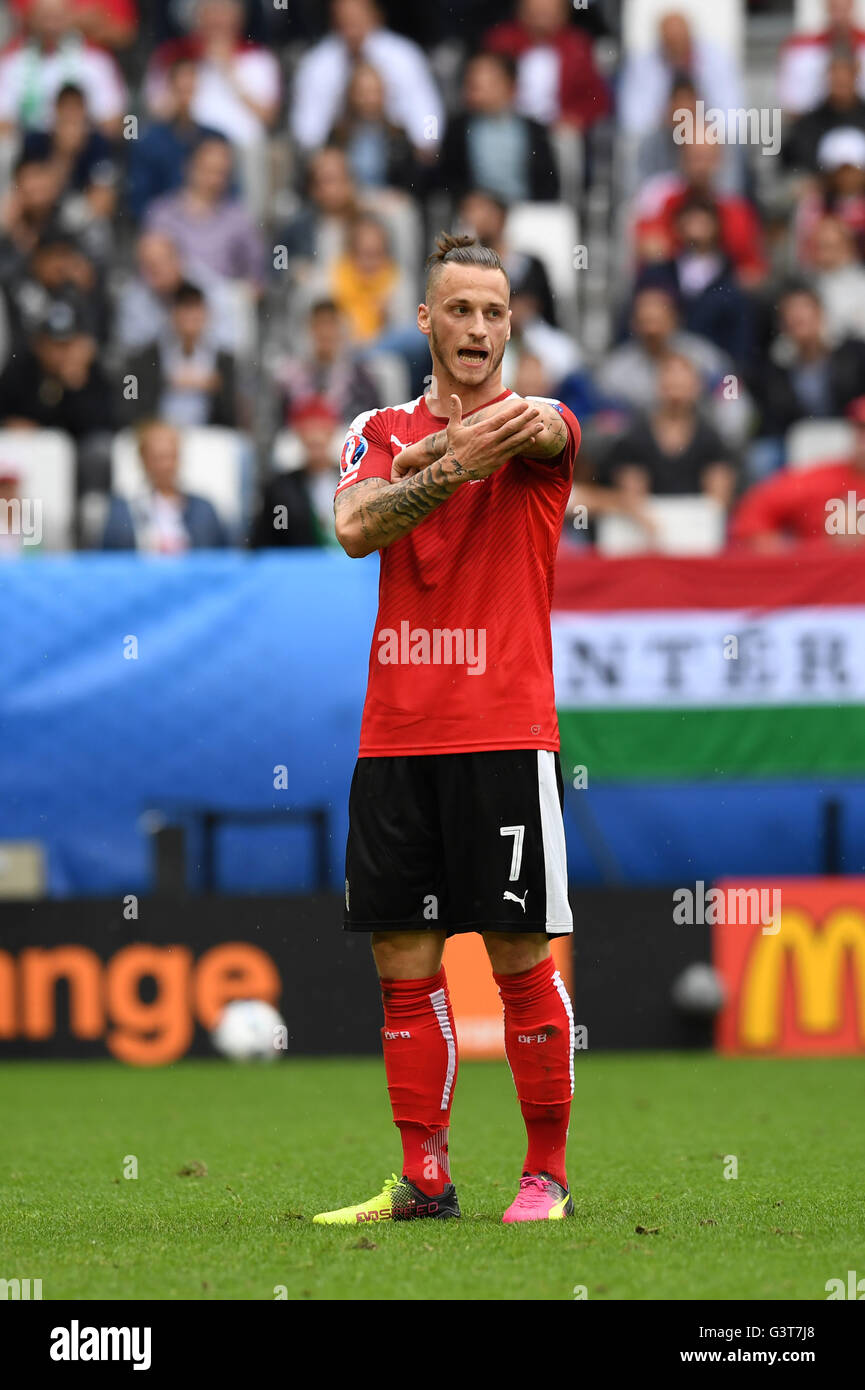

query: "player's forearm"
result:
(335, 451), (470, 558)
(519, 402), (568, 459)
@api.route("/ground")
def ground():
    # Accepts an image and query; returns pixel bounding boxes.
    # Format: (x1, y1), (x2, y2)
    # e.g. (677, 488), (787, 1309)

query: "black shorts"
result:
(343, 749), (572, 937)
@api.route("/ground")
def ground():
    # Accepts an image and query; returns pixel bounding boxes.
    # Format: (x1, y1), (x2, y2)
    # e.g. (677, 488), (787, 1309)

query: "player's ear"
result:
(417, 302), (431, 337)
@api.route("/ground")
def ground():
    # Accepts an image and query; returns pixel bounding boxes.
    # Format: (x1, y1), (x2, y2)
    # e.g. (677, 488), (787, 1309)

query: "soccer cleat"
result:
(312, 1173), (461, 1225)
(502, 1172), (574, 1224)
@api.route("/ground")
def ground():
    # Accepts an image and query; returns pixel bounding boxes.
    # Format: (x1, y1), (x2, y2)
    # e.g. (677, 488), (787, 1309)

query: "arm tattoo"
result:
(335, 449), (466, 552)
(521, 404), (569, 459)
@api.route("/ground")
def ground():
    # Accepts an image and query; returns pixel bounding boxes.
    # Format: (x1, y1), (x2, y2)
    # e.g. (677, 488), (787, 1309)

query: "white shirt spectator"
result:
(777, 33), (865, 115)
(291, 27), (444, 151)
(145, 48), (281, 148)
(0, 34), (126, 130)
(618, 39), (743, 138)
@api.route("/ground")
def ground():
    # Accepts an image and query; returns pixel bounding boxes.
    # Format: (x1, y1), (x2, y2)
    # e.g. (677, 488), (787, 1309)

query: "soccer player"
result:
(313, 233), (581, 1226)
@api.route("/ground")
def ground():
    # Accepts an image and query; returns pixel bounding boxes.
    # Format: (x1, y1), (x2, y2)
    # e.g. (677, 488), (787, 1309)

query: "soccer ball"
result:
(210, 999), (285, 1061)
(671, 962), (726, 1017)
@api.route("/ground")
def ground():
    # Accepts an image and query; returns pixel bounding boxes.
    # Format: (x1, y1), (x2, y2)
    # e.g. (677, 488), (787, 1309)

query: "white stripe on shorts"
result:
(537, 750), (573, 934)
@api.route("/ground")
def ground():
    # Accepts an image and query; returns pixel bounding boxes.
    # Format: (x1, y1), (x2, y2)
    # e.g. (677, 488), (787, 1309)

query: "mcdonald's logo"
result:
(715, 879), (865, 1055)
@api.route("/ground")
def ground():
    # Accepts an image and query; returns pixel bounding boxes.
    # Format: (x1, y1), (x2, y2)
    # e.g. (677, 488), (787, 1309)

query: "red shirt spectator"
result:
(9, 0), (137, 51)
(777, 0), (865, 114)
(484, 0), (610, 131)
(731, 398), (865, 548)
(633, 143), (767, 285)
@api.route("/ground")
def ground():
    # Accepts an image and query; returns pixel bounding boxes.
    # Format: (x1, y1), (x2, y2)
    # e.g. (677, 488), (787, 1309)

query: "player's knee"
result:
(372, 930), (445, 980)
(482, 932), (551, 976)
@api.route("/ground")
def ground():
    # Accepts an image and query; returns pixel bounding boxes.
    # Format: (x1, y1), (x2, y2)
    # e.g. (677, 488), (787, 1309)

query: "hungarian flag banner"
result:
(551, 549), (865, 782)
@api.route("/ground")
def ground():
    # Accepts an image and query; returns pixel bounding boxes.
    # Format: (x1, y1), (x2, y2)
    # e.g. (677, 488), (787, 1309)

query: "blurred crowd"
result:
(0, 0), (864, 556)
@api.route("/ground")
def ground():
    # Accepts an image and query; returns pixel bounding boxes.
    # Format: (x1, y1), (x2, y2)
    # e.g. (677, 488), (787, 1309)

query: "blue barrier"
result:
(2, 552), (861, 895)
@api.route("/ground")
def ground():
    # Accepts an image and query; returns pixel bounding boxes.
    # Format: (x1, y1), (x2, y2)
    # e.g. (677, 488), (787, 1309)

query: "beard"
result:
(428, 322), (507, 387)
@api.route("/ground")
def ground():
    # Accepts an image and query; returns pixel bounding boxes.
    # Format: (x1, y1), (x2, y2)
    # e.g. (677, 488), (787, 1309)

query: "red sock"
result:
(380, 968), (458, 1195)
(494, 956), (574, 1188)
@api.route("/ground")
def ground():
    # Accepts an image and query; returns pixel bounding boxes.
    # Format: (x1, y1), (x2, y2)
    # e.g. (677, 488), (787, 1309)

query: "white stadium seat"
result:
(794, 0), (865, 30)
(505, 202), (580, 331)
(623, 0), (744, 59)
(272, 426), (345, 474)
(0, 428), (76, 551)
(786, 419), (855, 471)
(111, 427), (249, 531)
(597, 495), (726, 556)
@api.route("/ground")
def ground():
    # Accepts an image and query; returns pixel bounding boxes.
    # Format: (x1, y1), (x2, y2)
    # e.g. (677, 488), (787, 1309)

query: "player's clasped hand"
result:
(390, 395), (544, 483)
(443, 394), (544, 480)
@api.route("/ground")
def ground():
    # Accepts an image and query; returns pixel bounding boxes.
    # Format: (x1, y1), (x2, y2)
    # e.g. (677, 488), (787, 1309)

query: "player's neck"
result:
(425, 365), (508, 418)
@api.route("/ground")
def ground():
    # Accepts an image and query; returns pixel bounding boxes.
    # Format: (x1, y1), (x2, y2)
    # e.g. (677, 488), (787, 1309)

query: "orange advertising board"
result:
(443, 934), (573, 1059)
(714, 878), (865, 1055)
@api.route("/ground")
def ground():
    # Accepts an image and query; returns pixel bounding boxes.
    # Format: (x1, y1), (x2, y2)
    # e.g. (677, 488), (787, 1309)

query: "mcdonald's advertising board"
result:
(714, 878), (865, 1055)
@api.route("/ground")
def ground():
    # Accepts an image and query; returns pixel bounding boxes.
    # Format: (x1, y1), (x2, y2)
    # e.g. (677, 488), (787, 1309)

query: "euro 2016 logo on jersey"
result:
(340, 432), (368, 482)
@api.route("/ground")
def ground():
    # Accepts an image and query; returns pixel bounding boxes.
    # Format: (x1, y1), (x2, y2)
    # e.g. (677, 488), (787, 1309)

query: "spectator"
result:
(483, 0), (610, 131)
(812, 214), (865, 341)
(250, 398), (341, 548)
(4, 230), (108, 352)
(0, 0), (126, 136)
(272, 299), (379, 425)
(595, 286), (751, 447)
(781, 50), (865, 174)
(629, 75), (744, 199)
(635, 197), (755, 366)
(795, 126), (865, 264)
(145, 0), (280, 149)
(747, 284), (865, 476)
(278, 146), (361, 271)
(0, 155), (63, 286)
(502, 284), (580, 386)
(329, 213), (414, 343)
(434, 51), (559, 205)
(9, 0), (138, 53)
(127, 58), (225, 222)
(116, 232), (238, 355)
(21, 84), (118, 264)
(777, 0), (865, 116)
(633, 140), (768, 286)
(121, 282), (237, 428)
(328, 60), (419, 192)
(731, 396), (865, 549)
(22, 83), (119, 203)
(99, 419), (229, 551)
(0, 293), (114, 440)
(144, 136), (265, 286)
(600, 353), (738, 509)
(291, 0), (444, 156)
(458, 187), (556, 324)
(618, 9), (742, 138)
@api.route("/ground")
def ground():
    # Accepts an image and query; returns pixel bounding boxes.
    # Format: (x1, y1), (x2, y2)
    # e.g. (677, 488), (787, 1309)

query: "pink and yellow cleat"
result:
(502, 1172), (574, 1223)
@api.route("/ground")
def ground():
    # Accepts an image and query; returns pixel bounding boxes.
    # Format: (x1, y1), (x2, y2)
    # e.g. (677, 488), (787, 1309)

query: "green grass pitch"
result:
(2, 1055), (863, 1301)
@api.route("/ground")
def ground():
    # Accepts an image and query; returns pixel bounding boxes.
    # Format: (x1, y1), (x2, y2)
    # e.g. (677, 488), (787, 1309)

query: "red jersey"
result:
(335, 389), (581, 756)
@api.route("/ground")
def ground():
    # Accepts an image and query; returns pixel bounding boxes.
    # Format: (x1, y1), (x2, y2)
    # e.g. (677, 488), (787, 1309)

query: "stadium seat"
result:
(0, 428), (76, 551)
(272, 426), (345, 473)
(786, 419), (855, 471)
(622, 0), (744, 61)
(794, 0), (865, 30)
(110, 427), (251, 533)
(505, 202), (580, 332)
(596, 495), (726, 556)
(363, 350), (411, 410)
